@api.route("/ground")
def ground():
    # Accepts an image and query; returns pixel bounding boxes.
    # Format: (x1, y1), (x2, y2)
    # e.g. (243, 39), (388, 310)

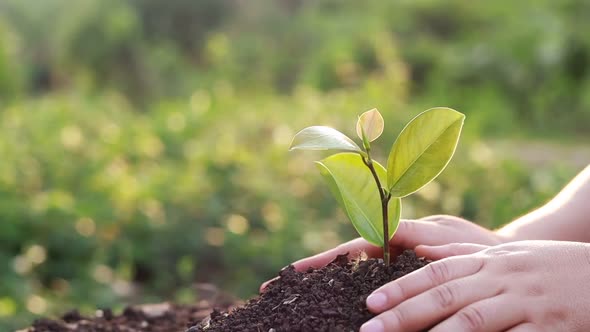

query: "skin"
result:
(259, 215), (503, 292)
(363, 241), (590, 332)
(495, 165), (590, 243)
(261, 165), (590, 330)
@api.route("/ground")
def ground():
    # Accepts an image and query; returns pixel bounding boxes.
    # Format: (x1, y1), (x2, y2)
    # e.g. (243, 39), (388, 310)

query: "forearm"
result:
(496, 165), (590, 243)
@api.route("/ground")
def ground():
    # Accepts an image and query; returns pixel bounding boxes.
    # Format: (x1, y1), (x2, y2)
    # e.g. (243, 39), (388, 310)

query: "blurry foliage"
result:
(0, 0), (588, 330)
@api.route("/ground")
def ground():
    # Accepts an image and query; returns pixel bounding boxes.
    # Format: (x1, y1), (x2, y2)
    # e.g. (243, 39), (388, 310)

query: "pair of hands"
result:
(265, 216), (590, 332)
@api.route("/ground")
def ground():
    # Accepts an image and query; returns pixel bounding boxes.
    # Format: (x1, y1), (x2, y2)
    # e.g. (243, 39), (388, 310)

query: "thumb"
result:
(259, 276), (278, 293)
(415, 243), (488, 260)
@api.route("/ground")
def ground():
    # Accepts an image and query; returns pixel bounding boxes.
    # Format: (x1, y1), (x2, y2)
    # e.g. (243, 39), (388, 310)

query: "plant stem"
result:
(381, 193), (390, 266)
(362, 154), (392, 266)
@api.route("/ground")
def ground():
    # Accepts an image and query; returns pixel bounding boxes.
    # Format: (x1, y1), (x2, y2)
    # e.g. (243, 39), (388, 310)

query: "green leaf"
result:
(387, 107), (465, 197)
(356, 108), (384, 142)
(290, 126), (362, 153)
(316, 153), (401, 246)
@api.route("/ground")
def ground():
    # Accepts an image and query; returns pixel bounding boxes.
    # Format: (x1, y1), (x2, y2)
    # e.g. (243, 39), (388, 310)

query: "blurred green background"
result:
(1, 0), (589, 330)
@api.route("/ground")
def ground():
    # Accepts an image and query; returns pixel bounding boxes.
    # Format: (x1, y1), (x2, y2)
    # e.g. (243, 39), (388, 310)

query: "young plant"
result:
(290, 108), (465, 265)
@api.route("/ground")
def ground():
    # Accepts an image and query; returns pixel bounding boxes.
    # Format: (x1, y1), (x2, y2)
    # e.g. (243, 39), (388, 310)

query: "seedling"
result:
(290, 108), (464, 265)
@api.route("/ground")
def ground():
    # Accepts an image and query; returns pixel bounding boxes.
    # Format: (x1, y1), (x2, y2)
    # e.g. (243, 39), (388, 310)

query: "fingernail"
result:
(361, 319), (384, 332)
(366, 293), (387, 310)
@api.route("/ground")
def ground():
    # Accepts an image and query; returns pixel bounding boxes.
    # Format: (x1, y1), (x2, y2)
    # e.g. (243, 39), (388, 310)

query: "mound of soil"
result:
(21, 250), (428, 332)
(194, 250), (428, 332)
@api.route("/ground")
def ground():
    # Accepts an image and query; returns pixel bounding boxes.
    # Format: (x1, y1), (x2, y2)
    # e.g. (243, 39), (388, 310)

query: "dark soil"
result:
(21, 250), (428, 332)
(194, 250), (429, 332)
(20, 284), (238, 332)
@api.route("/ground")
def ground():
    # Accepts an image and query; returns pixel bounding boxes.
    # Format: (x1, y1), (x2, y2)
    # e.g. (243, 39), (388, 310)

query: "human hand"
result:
(260, 215), (503, 292)
(361, 240), (590, 332)
(293, 215), (502, 272)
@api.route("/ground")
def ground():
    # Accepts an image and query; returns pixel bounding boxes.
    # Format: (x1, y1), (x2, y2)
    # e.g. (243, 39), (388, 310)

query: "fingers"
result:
(418, 214), (462, 222)
(365, 275), (500, 332)
(261, 238), (379, 292)
(415, 243), (489, 260)
(391, 217), (486, 248)
(430, 295), (525, 332)
(259, 276), (278, 293)
(261, 237), (382, 292)
(290, 217), (479, 274)
(390, 219), (445, 248)
(291, 237), (381, 272)
(505, 323), (542, 332)
(292, 219), (437, 271)
(367, 255), (485, 313)
(294, 217), (454, 271)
